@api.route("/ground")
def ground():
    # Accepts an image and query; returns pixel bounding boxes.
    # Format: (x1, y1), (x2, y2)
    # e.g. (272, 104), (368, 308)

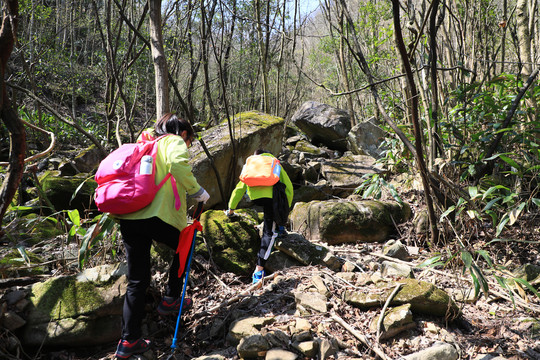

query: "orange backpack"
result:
(239, 155), (281, 187)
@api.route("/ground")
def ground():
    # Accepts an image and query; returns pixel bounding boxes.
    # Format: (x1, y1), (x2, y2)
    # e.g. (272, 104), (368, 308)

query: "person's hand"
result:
(194, 188), (210, 204)
(224, 209), (234, 217)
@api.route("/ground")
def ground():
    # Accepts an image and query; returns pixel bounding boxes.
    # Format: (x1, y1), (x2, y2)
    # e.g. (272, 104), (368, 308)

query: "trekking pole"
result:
(171, 201), (204, 350)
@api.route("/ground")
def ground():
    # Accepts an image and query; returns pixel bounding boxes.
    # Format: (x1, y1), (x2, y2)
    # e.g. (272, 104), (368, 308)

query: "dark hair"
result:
(254, 149), (270, 155)
(154, 113), (195, 141)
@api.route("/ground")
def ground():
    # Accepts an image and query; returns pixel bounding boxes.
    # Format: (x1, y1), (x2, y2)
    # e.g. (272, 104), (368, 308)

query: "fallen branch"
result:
(331, 313), (390, 360)
(376, 283), (403, 341)
(201, 272), (277, 314)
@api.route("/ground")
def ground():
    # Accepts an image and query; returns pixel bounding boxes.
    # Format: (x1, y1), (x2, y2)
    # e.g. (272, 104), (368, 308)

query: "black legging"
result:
(119, 217), (184, 341)
(252, 197), (278, 267)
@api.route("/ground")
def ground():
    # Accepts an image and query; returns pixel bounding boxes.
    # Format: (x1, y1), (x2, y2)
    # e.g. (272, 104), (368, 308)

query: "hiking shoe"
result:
(157, 296), (193, 316)
(252, 269), (266, 284)
(115, 338), (151, 359)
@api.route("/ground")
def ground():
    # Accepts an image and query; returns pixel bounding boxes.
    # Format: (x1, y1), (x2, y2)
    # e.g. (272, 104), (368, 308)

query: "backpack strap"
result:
(153, 134), (181, 211)
(157, 173), (181, 211)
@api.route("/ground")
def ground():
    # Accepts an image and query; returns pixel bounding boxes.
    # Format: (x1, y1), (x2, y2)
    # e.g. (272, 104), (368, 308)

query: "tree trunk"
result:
(390, 0), (439, 245)
(149, 0), (169, 119)
(517, 0), (532, 77)
(255, 0), (269, 113)
(0, 0), (25, 238)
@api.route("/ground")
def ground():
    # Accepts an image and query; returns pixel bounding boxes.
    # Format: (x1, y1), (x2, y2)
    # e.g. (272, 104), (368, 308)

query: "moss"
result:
(198, 209), (260, 275)
(295, 140), (323, 155)
(30, 276), (107, 320)
(20, 214), (64, 244)
(0, 248), (46, 276)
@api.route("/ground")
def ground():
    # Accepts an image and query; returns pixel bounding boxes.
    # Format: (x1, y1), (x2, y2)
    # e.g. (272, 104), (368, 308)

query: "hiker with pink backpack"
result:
(96, 113), (209, 358)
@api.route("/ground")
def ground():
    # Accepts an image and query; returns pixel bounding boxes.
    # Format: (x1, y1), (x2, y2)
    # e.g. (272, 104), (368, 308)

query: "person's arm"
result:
(280, 169), (294, 208)
(228, 181), (248, 210)
(164, 136), (201, 195)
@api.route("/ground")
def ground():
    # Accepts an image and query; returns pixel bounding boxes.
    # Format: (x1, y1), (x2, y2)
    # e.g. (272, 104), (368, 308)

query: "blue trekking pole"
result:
(171, 201), (204, 350)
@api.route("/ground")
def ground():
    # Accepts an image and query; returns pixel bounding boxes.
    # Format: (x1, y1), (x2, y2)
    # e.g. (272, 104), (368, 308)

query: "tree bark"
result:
(390, 0), (439, 244)
(149, 0), (170, 119)
(0, 0), (25, 238)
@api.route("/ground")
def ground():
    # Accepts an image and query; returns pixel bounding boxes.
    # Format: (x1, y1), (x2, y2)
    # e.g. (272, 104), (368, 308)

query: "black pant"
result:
(252, 197), (278, 267)
(119, 217), (183, 341)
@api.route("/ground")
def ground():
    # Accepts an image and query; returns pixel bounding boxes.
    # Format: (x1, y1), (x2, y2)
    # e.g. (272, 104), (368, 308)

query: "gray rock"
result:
(294, 292), (327, 314)
(347, 119), (388, 159)
(227, 317), (275, 345)
(1, 311), (26, 331)
(370, 304), (416, 340)
(189, 111), (284, 209)
(21, 264), (127, 347)
(343, 279), (460, 318)
(383, 240), (410, 261)
(290, 199), (411, 245)
(265, 349), (298, 360)
(274, 232), (342, 272)
(318, 338), (337, 359)
(237, 334), (270, 359)
(402, 341), (459, 360)
(320, 154), (383, 191)
(291, 101), (351, 152)
(381, 261), (414, 279)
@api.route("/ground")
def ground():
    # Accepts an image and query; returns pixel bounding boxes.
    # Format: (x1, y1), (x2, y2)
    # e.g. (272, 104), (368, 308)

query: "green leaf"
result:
(513, 278), (540, 300)
(476, 250), (493, 267)
(417, 255), (443, 268)
(483, 197), (502, 211)
(461, 251), (473, 267)
(17, 246), (31, 266)
(508, 202), (526, 225)
(496, 216), (510, 236)
(440, 206), (455, 221)
(532, 198), (540, 207)
(68, 209), (81, 227)
(499, 155), (520, 169)
(468, 186), (479, 199)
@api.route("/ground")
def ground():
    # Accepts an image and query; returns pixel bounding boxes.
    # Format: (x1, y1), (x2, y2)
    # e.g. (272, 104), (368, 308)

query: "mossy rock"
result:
(290, 199), (411, 244)
(343, 279), (460, 319)
(40, 172), (97, 214)
(198, 209), (261, 275)
(26, 267), (125, 324)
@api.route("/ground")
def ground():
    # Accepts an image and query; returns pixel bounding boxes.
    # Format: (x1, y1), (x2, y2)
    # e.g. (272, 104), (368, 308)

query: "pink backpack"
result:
(94, 133), (181, 215)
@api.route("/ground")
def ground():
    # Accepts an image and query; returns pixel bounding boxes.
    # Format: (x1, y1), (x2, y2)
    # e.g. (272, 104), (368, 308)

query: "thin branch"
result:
(331, 313), (390, 360)
(376, 283), (403, 341)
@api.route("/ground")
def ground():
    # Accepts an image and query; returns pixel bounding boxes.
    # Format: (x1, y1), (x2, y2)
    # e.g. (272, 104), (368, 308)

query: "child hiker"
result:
(114, 113), (210, 358)
(225, 149), (293, 283)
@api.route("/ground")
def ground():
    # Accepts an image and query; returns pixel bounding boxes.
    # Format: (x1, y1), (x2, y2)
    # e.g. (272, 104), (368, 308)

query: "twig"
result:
(376, 283), (403, 341)
(331, 313), (390, 360)
(201, 272), (277, 314)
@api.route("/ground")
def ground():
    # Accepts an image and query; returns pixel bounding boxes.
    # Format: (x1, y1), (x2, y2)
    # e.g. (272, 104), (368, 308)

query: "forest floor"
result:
(32, 215), (540, 360)
(8, 189), (540, 360)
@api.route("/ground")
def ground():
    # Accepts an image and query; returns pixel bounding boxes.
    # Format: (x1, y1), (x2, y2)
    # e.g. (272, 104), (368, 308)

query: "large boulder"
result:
(320, 154), (384, 195)
(21, 264), (127, 347)
(347, 119), (388, 159)
(197, 209), (262, 275)
(289, 199), (411, 244)
(189, 111), (285, 209)
(291, 101), (351, 152)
